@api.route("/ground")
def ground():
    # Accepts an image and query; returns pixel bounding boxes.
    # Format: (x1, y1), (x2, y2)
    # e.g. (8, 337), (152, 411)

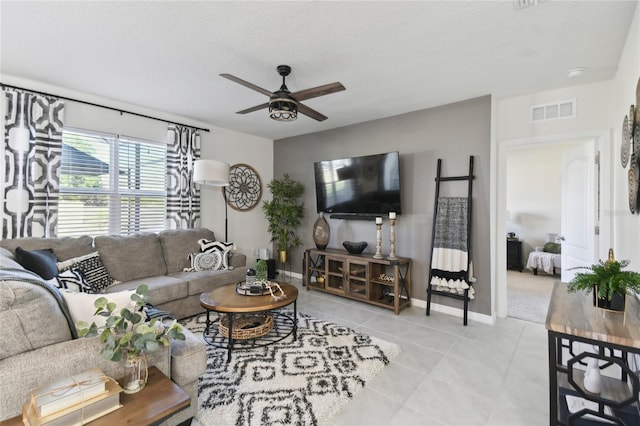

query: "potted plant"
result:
(77, 285), (185, 393)
(567, 249), (640, 311)
(262, 174), (305, 263)
(255, 259), (268, 281)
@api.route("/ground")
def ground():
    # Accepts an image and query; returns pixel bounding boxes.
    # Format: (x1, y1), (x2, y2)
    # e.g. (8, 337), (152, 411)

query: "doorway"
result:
(495, 129), (611, 320)
(505, 142), (582, 323)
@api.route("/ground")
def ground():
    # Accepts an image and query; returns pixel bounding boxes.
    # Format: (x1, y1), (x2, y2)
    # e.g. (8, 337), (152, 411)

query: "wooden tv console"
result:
(304, 248), (411, 314)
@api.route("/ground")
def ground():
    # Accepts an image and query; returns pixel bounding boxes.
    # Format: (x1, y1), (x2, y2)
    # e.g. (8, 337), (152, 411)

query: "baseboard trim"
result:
(287, 269), (494, 325)
(410, 297), (495, 325)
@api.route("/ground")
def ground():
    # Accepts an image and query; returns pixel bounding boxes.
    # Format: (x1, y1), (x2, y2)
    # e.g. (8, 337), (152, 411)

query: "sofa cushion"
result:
(57, 252), (118, 293)
(158, 228), (215, 274)
(94, 233), (167, 282)
(0, 281), (73, 361)
(107, 275), (188, 306)
(15, 247), (58, 280)
(0, 247), (22, 270)
(55, 268), (92, 293)
(0, 236), (94, 262)
(186, 252), (224, 272)
(198, 239), (234, 270)
(170, 268), (246, 296)
(61, 289), (136, 330)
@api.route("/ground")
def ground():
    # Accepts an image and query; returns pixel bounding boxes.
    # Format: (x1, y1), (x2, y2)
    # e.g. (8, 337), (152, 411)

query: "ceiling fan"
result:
(220, 65), (345, 122)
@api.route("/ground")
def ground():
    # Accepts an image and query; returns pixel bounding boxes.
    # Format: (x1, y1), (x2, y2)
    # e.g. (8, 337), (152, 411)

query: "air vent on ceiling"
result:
(531, 100), (575, 122)
(513, 0), (544, 10)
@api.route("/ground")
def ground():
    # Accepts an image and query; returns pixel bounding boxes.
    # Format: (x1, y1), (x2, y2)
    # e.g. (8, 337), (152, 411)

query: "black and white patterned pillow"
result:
(55, 268), (92, 293)
(57, 252), (118, 293)
(184, 252), (224, 272)
(198, 239), (234, 270)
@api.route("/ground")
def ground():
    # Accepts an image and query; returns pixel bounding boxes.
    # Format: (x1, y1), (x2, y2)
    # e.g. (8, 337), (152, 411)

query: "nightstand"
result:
(506, 239), (523, 272)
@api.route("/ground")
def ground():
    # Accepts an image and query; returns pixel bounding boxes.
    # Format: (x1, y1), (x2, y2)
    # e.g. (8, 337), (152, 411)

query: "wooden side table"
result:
(0, 366), (190, 426)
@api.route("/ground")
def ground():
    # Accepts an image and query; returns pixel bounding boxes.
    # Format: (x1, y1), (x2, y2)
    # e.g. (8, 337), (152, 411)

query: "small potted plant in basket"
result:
(567, 249), (640, 311)
(77, 285), (185, 393)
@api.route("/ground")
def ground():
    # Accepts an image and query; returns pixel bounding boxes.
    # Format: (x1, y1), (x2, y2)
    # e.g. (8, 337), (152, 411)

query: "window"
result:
(59, 129), (167, 237)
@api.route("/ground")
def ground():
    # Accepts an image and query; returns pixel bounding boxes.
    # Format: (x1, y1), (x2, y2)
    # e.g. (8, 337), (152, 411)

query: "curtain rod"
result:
(1, 83), (210, 133)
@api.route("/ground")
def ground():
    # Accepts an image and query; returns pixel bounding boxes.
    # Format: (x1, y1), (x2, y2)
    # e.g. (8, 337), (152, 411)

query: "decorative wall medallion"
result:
(635, 124), (640, 158)
(622, 115), (630, 167)
(629, 154), (639, 214)
(223, 163), (263, 211)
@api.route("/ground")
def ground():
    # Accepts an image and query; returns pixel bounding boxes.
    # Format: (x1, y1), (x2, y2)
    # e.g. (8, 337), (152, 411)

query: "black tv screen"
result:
(314, 151), (401, 216)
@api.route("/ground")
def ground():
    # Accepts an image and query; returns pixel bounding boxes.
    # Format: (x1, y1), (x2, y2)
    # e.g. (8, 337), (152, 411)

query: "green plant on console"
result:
(567, 249), (640, 301)
(77, 285), (185, 361)
(262, 173), (305, 253)
(255, 259), (268, 281)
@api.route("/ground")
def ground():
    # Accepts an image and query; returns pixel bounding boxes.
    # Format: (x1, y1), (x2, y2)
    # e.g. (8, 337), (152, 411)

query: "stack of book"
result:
(22, 368), (123, 426)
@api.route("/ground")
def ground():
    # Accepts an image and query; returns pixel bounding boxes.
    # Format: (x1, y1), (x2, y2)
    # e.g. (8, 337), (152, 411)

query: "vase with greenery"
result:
(262, 173), (305, 263)
(77, 285), (185, 393)
(567, 249), (640, 311)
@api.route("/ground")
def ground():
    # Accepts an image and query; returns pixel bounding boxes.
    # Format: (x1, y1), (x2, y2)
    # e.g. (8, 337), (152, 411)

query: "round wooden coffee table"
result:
(199, 282), (298, 361)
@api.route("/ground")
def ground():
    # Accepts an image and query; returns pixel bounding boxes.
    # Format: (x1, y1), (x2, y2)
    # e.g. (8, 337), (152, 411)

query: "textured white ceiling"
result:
(1, 1), (637, 140)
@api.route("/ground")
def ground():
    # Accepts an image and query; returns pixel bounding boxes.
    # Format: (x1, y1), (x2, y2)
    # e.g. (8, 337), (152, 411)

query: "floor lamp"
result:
(193, 159), (230, 241)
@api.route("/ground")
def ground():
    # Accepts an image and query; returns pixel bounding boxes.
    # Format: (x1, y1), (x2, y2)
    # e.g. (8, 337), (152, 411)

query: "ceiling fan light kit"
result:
(269, 98), (297, 121)
(221, 64), (345, 123)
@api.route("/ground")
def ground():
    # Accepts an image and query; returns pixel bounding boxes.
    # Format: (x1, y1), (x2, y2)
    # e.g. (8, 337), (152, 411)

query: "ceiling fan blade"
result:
(297, 103), (328, 122)
(291, 82), (345, 102)
(220, 74), (273, 97)
(236, 103), (269, 114)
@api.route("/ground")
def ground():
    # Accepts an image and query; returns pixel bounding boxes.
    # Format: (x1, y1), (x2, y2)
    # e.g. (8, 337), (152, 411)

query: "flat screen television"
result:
(314, 151), (401, 217)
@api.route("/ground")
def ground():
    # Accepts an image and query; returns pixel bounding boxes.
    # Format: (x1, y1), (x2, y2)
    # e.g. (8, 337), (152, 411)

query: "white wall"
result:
(199, 127), (273, 267)
(0, 75), (274, 261)
(506, 143), (580, 256)
(494, 5), (640, 316)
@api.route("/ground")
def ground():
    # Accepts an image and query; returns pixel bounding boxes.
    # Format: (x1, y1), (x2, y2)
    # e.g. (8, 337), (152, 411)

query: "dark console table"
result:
(546, 283), (640, 425)
(506, 239), (523, 272)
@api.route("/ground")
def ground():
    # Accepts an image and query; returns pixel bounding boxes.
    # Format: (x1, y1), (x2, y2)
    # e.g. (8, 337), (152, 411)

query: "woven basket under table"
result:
(218, 313), (274, 340)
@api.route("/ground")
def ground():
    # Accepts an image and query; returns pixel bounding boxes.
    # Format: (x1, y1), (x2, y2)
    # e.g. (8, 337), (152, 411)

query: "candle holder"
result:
(373, 222), (384, 259)
(388, 218), (398, 260)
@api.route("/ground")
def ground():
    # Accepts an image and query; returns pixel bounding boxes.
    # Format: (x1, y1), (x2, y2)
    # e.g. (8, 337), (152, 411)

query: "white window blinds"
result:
(59, 129), (167, 237)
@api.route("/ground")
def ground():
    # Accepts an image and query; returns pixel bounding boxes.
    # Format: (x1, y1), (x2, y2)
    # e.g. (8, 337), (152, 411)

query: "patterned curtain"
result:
(2, 89), (64, 238)
(166, 124), (201, 229)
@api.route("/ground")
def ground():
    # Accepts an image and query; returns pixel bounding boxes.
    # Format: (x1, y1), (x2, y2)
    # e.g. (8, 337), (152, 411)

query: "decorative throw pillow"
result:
(198, 239), (234, 270)
(55, 268), (92, 293)
(15, 247), (59, 280)
(60, 289), (136, 329)
(57, 251), (118, 293)
(543, 242), (561, 254)
(185, 251), (224, 272)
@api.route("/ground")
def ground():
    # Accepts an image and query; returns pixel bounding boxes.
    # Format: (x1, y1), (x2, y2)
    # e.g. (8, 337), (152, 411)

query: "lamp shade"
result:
(193, 159), (230, 186)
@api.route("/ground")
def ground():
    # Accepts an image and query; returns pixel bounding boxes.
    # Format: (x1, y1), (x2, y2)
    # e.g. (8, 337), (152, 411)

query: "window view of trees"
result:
(59, 129), (167, 237)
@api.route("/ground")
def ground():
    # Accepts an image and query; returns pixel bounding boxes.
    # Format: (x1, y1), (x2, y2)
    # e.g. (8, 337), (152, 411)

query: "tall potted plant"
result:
(262, 174), (305, 263)
(567, 249), (640, 311)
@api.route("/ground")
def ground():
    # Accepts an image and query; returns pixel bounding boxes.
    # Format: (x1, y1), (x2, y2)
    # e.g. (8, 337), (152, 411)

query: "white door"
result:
(561, 140), (597, 282)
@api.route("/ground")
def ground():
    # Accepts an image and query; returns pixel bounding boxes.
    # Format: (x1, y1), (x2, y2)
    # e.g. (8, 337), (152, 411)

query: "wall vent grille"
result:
(531, 100), (575, 122)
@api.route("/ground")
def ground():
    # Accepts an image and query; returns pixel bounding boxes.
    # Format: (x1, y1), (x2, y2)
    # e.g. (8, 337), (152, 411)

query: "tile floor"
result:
(291, 280), (549, 426)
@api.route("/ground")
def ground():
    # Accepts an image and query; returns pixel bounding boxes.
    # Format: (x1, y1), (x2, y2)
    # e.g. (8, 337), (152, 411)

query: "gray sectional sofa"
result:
(0, 227), (246, 423)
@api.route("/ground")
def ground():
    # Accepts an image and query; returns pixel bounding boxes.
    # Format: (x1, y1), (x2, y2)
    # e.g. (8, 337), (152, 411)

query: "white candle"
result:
(389, 212), (396, 219)
(376, 217), (382, 224)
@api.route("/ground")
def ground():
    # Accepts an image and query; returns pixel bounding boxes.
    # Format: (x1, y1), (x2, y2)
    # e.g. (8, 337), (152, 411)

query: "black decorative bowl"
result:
(343, 241), (368, 254)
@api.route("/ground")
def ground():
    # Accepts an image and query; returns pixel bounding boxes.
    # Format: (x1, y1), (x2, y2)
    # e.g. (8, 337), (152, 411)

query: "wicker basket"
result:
(219, 314), (274, 340)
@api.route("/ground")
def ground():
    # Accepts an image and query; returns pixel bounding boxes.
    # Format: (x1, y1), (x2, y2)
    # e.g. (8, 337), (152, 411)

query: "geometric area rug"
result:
(181, 311), (400, 426)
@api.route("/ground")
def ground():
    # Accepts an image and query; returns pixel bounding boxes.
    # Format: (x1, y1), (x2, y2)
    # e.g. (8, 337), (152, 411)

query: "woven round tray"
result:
(219, 313), (274, 340)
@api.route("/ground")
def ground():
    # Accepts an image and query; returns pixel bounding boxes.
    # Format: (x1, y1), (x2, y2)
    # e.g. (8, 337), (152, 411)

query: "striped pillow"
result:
(55, 268), (92, 293)
(57, 251), (118, 293)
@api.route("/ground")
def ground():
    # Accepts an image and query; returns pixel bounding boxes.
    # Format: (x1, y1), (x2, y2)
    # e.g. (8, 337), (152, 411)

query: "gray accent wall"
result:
(274, 95), (491, 316)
